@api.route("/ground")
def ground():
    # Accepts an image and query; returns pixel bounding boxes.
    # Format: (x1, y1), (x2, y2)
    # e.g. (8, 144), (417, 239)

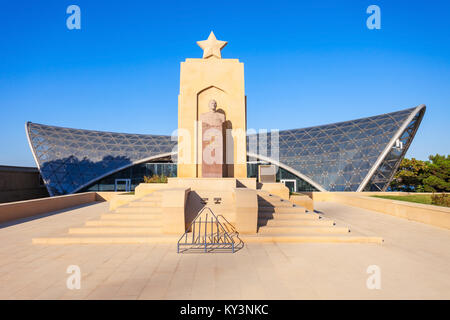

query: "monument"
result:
(177, 31), (247, 178)
(199, 99), (225, 177)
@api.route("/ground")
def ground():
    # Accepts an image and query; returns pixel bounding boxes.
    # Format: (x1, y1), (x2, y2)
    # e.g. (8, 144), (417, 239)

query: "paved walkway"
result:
(0, 201), (449, 299)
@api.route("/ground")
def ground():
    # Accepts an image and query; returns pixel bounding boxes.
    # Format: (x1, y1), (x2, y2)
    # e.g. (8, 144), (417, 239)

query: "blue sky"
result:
(0, 0), (449, 166)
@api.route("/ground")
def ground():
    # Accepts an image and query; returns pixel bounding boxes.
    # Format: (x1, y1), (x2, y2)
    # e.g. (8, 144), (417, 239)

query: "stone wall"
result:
(0, 166), (49, 203)
(312, 192), (450, 230)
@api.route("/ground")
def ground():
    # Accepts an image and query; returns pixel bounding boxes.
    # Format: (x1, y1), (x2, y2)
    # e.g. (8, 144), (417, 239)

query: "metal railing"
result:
(177, 207), (237, 253)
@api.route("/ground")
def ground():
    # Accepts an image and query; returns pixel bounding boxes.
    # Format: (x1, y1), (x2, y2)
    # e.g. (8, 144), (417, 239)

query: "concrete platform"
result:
(0, 201), (449, 299)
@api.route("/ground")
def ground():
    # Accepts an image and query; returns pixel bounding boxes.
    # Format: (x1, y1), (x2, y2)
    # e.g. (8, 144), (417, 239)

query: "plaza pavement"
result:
(0, 200), (449, 299)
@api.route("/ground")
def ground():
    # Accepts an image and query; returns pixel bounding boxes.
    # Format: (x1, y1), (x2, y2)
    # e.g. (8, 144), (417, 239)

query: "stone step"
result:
(114, 207), (162, 213)
(32, 236), (179, 245)
(136, 196), (162, 201)
(101, 213), (162, 220)
(258, 212), (319, 220)
(128, 201), (161, 207)
(240, 234), (383, 244)
(258, 226), (350, 234)
(258, 219), (334, 227)
(85, 220), (162, 227)
(258, 202), (294, 208)
(32, 234), (383, 245)
(68, 227), (162, 235)
(259, 206), (306, 214)
(256, 191), (275, 197)
(258, 197), (283, 202)
(257, 193), (284, 199)
(144, 192), (163, 197)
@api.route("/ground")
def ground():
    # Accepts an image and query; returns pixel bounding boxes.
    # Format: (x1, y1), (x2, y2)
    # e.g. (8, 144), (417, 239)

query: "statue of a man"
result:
(201, 99), (225, 124)
(209, 99), (217, 111)
(199, 99), (225, 177)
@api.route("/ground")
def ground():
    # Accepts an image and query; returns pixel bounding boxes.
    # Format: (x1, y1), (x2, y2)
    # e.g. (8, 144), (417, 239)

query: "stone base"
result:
(290, 194), (314, 212)
(133, 178), (259, 234)
(167, 178), (258, 234)
(260, 182), (290, 200)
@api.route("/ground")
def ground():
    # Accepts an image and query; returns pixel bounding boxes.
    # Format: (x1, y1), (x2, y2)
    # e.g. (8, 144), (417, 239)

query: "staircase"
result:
(33, 191), (178, 244)
(33, 190), (383, 245)
(240, 191), (383, 243)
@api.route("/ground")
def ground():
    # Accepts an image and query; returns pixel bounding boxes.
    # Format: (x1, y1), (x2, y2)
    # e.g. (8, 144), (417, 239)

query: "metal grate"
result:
(177, 207), (237, 253)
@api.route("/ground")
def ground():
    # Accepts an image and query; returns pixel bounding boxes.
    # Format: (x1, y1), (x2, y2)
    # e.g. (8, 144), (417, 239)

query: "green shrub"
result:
(143, 174), (168, 183)
(431, 193), (450, 207)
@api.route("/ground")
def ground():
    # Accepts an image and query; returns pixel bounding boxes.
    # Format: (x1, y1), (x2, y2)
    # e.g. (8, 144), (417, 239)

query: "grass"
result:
(371, 194), (450, 207)
(371, 194), (432, 205)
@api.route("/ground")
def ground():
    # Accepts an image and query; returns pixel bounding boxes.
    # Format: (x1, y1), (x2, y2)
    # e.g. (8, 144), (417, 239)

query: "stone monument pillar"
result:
(177, 31), (247, 178)
(199, 99), (225, 177)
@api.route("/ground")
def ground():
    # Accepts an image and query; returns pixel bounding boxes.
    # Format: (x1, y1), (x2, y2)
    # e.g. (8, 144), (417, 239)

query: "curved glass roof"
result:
(26, 123), (176, 196)
(249, 105), (425, 191)
(26, 105), (425, 196)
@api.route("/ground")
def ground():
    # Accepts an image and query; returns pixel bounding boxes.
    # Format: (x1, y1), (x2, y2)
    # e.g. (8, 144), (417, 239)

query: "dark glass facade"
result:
(247, 162), (318, 192)
(26, 105), (425, 195)
(80, 162), (177, 192)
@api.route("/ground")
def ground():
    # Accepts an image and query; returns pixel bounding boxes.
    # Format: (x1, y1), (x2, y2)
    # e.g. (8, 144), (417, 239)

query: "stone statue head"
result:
(208, 99), (217, 112)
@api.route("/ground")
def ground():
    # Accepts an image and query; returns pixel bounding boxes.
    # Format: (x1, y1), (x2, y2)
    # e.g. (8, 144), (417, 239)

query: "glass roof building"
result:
(26, 105), (425, 196)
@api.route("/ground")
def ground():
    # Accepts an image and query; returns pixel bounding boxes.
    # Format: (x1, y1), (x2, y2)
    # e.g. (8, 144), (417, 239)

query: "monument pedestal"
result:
(134, 178), (258, 234)
(177, 34), (247, 179)
(164, 32), (254, 233)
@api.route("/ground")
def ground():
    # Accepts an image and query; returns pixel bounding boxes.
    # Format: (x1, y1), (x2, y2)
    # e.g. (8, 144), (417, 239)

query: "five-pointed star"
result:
(197, 31), (227, 59)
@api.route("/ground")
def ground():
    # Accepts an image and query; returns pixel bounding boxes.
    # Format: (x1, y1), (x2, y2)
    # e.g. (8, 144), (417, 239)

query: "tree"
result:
(390, 154), (450, 192)
(423, 154), (450, 192)
(390, 158), (428, 192)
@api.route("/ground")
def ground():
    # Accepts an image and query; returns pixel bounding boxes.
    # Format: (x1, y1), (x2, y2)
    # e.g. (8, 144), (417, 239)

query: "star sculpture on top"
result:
(197, 31), (228, 59)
